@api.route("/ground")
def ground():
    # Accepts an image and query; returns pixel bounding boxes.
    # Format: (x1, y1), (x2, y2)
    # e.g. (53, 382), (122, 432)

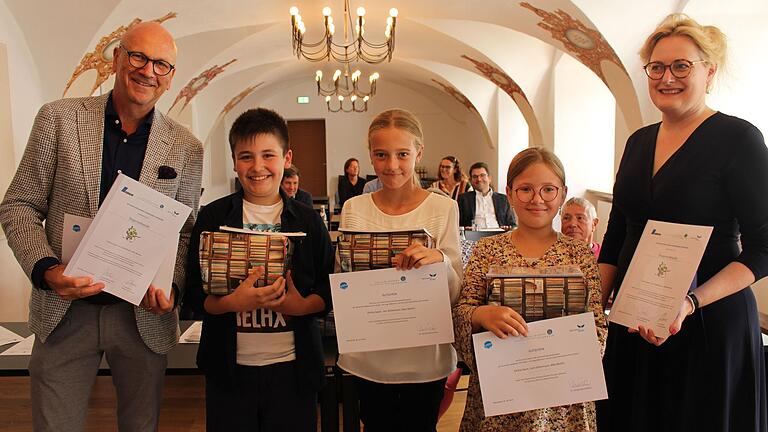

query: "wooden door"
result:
(287, 119), (327, 198)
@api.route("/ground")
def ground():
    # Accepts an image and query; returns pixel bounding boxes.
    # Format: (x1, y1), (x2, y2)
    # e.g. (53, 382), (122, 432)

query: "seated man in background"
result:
(281, 165), (313, 207)
(457, 162), (516, 229)
(560, 196), (600, 257)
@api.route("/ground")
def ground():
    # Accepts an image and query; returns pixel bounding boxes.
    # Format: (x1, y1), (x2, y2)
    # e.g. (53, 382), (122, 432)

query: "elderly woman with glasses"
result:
(453, 147), (606, 431)
(597, 14), (768, 432)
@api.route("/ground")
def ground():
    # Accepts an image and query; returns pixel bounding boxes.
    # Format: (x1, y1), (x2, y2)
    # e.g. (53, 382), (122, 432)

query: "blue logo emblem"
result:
(547, 329), (553, 335)
(72, 225), (81, 233)
(339, 282), (348, 290)
(121, 186), (128, 192)
(160, 204), (165, 209)
(483, 340), (493, 349)
(400, 276), (406, 282)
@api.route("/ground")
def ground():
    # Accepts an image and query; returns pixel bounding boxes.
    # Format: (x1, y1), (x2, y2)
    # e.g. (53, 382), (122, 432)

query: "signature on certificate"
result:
(569, 377), (592, 391)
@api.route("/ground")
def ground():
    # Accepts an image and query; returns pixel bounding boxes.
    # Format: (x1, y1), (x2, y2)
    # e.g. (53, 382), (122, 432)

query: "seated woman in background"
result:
(453, 147), (606, 431)
(337, 157), (365, 207)
(431, 155), (471, 199)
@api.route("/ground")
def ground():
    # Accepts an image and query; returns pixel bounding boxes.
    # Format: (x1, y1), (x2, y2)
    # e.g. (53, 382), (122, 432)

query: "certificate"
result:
(62, 213), (178, 300)
(329, 262), (454, 353)
(609, 220), (712, 337)
(472, 313), (606, 417)
(64, 174), (191, 305)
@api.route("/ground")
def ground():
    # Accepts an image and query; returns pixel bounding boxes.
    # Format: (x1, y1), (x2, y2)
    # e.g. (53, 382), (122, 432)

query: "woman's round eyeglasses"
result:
(643, 59), (706, 80)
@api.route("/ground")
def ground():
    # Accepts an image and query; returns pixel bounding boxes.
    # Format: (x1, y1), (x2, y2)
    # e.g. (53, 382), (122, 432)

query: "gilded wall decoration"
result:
(170, 59), (237, 113)
(460, 54), (529, 104)
(63, 12), (177, 97)
(218, 83), (262, 118)
(431, 79), (477, 112)
(520, 2), (626, 84)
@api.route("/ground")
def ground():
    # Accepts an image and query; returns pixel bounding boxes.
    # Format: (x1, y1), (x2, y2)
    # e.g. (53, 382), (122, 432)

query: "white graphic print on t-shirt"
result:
(236, 199), (296, 366)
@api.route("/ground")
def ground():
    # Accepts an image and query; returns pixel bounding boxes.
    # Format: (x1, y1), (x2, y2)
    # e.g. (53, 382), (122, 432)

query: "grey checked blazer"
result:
(0, 93), (203, 354)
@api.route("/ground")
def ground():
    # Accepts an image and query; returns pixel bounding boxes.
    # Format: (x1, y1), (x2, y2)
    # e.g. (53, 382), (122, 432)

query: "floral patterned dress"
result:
(452, 232), (607, 431)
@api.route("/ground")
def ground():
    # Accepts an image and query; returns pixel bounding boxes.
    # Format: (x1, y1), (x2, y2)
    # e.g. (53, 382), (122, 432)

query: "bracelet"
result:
(686, 292), (700, 315)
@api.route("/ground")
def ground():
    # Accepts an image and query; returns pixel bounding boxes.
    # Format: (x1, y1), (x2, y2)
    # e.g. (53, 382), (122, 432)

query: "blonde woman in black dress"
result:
(598, 14), (768, 432)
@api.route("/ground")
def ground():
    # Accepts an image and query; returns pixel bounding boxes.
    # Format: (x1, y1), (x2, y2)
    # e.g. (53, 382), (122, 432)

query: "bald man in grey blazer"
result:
(0, 23), (202, 431)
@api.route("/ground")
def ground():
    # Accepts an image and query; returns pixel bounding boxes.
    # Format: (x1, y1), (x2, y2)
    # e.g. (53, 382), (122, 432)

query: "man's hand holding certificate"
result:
(609, 220), (712, 338)
(472, 313), (607, 417)
(329, 262), (454, 353)
(64, 174), (191, 305)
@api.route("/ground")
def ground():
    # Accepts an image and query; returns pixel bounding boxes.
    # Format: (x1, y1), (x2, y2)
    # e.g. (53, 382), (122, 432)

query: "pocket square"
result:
(158, 165), (178, 180)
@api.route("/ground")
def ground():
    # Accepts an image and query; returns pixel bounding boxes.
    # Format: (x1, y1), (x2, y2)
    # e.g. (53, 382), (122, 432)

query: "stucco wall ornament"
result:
(218, 83), (263, 119)
(170, 59), (237, 113)
(431, 79), (477, 112)
(460, 54), (529, 104)
(520, 2), (626, 84)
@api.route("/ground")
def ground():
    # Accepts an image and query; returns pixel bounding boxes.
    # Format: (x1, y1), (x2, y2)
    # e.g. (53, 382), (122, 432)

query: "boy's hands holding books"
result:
(204, 266), (286, 314)
(229, 266), (286, 312)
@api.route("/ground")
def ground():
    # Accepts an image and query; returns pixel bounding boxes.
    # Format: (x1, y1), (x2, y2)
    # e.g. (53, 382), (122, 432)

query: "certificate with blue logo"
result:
(609, 220), (712, 337)
(63, 174), (191, 305)
(472, 313), (606, 416)
(329, 262), (454, 353)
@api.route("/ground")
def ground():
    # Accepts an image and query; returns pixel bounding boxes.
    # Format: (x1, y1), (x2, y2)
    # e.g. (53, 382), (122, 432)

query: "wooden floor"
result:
(0, 375), (469, 431)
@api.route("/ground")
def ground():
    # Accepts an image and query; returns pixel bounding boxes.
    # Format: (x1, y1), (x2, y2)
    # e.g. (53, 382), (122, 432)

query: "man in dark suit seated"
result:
(457, 162), (516, 229)
(281, 164), (313, 207)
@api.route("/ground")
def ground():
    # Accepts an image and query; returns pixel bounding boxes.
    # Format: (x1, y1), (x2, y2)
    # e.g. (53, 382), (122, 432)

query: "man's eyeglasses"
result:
(643, 59), (706, 80)
(513, 185), (560, 203)
(119, 46), (175, 76)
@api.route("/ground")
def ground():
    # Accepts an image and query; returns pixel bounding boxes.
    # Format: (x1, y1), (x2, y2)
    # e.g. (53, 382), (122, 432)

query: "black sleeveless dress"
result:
(598, 112), (768, 432)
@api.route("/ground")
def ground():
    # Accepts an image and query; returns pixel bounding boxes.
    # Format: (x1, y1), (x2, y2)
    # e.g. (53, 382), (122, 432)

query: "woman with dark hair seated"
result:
(337, 157), (365, 207)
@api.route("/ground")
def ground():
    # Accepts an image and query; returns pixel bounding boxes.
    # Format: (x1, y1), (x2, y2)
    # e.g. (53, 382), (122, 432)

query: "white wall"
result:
(201, 78), (492, 207)
(0, 4), (43, 321)
(553, 54), (615, 199)
(495, 87), (530, 190)
(0, 1), (43, 162)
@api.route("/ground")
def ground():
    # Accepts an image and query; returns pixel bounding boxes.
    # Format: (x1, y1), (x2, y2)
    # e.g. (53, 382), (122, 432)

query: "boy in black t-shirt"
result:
(185, 108), (333, 431)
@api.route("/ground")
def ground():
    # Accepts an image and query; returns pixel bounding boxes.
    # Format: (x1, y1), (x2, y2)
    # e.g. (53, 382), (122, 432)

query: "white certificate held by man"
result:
(64, 173), (191, 305)
(329, 262), (454, 354)
(472, 313), (606, 417)
(609, 220), (712, 337)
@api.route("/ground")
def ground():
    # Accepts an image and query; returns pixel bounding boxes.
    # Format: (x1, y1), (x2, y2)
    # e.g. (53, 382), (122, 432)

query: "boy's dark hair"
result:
(283, 165), (300, 179)
(229, 108), (290, 155)
(469, 161), (490, 176)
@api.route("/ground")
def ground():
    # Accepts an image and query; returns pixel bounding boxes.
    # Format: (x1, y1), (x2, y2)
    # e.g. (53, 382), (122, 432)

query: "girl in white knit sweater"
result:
(338, 108), (462, 432)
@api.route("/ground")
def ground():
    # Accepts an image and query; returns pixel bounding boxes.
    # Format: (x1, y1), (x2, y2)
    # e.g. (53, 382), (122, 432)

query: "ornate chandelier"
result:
(316, 67), (378, 112)
(289, 1), (398, 64)
(325, 94), (369, 113)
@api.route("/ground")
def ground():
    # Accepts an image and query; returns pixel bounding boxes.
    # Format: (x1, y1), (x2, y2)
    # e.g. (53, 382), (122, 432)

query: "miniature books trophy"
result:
(337, 228), (434, 272)
(485, 265), (588, 321)
(199, 226), (305, 295)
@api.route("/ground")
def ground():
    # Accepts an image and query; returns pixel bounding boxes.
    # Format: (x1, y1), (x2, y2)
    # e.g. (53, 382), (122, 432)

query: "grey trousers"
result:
(29, 301), (168, 432)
